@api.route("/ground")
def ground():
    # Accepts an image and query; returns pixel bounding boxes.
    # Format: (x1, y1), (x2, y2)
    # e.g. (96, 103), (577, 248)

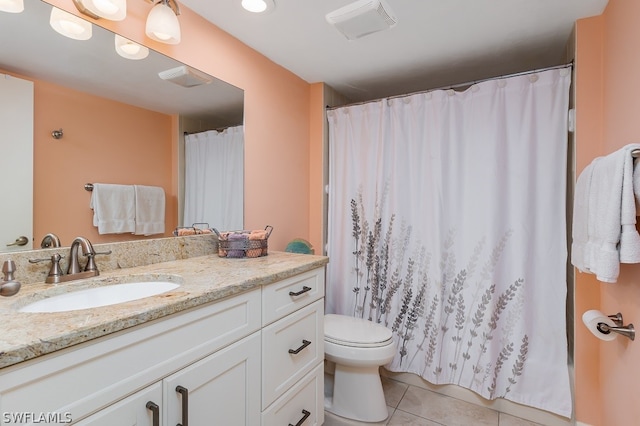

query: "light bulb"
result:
(0, 0), (24, 13)
(50, 7), (92, 40)
(241, 0), (274, 13)
(241, 0), (266, 13)
(115, 34), (149, 60)
(79, 0), (126, 21)
(121, 43), (140, 55)
(93, 0), (119, 15)
(145, 2), (180, 44)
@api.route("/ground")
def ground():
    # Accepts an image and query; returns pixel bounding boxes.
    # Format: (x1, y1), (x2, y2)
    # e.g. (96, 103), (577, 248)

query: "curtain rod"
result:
(184, 126), (229, 135)
(326, 62), (574, 111)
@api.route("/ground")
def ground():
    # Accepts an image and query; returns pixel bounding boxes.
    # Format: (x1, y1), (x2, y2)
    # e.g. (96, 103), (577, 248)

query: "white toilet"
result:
(324, 314), (396, 423)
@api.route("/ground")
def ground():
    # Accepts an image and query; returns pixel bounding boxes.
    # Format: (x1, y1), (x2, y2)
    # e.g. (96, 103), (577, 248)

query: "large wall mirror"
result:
(0, 0), (244, 253)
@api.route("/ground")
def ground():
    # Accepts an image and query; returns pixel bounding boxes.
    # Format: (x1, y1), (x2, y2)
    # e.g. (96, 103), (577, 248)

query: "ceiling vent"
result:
(326, 0), (397, 40)
(158, 65), (213, 88)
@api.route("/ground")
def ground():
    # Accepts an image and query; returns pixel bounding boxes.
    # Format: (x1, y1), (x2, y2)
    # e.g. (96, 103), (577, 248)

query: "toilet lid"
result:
(325, 314), (393, 347)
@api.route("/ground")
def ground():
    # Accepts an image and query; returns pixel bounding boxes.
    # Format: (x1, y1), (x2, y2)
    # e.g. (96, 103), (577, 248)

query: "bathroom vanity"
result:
(0, 250), (327, 426)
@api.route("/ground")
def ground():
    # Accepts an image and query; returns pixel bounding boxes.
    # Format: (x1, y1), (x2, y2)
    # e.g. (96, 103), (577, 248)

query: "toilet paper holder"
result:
(597, 313), (635, 341)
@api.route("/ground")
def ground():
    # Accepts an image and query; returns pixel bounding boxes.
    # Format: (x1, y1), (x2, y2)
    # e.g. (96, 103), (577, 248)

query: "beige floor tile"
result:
(387, 409), (443, 426)
(382, 376), (409, 408)
(499, 413), (545, 426)
(398, 386), (499, 426)
(323, 408), (391, 426)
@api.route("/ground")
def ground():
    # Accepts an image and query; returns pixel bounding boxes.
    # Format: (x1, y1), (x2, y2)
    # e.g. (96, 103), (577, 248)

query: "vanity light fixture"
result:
(115, 34), (149, 60)
(72, 0), (126, 21)
(145, 0), (180, 45)
(0, 0), (24, 13)
(50, 7), (92, 40)
(241, 0), (274, 13)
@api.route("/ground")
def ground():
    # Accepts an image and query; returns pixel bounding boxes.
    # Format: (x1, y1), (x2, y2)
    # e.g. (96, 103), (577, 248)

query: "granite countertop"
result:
(0, 251), (328, 370)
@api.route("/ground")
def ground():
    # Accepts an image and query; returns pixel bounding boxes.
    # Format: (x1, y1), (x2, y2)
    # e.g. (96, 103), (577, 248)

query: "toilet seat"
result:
(324, 314), (393, 348)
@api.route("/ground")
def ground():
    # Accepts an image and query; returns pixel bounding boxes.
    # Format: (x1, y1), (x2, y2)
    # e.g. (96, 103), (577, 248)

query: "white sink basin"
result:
(19, 281), (180, 313)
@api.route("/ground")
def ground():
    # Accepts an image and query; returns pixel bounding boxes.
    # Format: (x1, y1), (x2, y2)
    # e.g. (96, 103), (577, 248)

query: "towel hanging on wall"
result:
(571, 143), (640, 282)
(133, 185), (165, 236)
(90, 183), (136, 235)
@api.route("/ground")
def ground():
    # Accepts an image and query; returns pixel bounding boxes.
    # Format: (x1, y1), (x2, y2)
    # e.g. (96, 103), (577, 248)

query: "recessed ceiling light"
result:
(241, 0), (274, 14)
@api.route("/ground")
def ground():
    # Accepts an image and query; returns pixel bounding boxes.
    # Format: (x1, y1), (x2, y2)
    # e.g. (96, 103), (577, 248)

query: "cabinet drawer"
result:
(262, 299), (324, 409)
(262, 363), (324, 426)
(0, 289), (261, 423)
(262, 268), (324, 326)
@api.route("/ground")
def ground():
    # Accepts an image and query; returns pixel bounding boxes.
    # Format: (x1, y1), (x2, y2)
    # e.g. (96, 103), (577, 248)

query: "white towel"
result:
(571, 160), (595, 273)
(134, 185), (165, 236)
(89, 183), (136, 235)
(619, 145), (640, 263)
(571, 144), (640, 283)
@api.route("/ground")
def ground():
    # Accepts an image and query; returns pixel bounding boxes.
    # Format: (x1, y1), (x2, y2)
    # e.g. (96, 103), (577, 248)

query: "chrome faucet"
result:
(68, 236), (97, 275)
(40, 233), (61, 249)
(29, 237), (111, 284)
(0, 260), (21, 297)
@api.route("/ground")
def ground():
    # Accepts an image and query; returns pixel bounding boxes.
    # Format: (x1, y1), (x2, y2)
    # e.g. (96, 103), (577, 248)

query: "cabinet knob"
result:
(146, 401), (160, 426)
(289, 409), (311, 426)
(176, 385), (189, 426)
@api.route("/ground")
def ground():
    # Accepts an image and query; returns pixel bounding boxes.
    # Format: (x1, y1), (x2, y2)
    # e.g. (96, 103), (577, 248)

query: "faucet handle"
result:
(84, 250), (111, 273)
(1, 260), (21, 297)
(29, 253), (64, 284)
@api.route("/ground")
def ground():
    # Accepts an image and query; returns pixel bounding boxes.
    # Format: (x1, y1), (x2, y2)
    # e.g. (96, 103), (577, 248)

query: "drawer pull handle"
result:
(289, 409), (311, 426)
(288, 339), (311, 354)
(289, 286), (312, 297)
(176, 385), (189, 426)
(146, 401), (160, 426)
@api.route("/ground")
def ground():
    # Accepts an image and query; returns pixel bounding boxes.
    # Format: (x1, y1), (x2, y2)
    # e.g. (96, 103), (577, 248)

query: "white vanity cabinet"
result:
(0, 288), (262, 426)
(75, 332), (261, 426)
(0, 266), (326, 426)
(261, 268), (325, 426)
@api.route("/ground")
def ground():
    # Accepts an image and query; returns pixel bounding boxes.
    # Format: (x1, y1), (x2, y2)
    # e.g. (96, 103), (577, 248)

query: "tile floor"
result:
(324, 376), (552, 426)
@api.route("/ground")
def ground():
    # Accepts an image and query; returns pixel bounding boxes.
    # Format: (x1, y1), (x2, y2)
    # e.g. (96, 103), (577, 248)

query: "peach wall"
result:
(43, 0), (315, 251)
(32, 78), (175, 246)
(308, 83), (326, 253)
(575, 1), (640, 424)
(574, 15), (604, 426)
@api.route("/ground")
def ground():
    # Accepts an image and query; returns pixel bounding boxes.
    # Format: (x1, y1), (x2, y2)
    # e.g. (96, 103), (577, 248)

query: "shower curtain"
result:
(184, 126), (244, 230)
(326, 68), (572, 417)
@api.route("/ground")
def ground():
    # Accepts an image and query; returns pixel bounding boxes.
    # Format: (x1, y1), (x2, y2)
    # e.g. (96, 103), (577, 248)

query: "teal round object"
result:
(285, 239), (314, 254)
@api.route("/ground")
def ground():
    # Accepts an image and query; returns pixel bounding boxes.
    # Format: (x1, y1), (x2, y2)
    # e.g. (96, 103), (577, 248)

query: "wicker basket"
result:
(214, 226), (273, 258)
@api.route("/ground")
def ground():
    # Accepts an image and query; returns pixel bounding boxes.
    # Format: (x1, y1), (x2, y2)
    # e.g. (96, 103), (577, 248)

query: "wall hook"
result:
(51, 128), (63, 139)
(598, 312), (635, 341)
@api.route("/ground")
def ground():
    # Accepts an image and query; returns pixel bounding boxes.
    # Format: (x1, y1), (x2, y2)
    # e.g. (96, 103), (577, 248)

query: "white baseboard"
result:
(576, 422), (593, 426)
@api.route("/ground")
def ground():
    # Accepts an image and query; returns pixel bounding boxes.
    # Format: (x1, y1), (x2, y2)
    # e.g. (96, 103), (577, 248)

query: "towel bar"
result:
(84, 183), (94, 191)
(633, 149), (640, 158)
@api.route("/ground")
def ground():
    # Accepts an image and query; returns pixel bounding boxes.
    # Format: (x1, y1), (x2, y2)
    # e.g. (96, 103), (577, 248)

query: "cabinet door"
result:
(74, 382), (162, 426)
(164, 332), (261, 426)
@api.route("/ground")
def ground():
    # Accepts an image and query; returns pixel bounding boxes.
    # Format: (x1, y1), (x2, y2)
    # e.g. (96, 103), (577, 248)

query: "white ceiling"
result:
(180, 0), (608, 102)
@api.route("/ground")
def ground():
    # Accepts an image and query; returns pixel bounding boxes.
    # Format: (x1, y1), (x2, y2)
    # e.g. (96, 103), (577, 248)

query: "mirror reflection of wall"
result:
(0, 0), (244, 253)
